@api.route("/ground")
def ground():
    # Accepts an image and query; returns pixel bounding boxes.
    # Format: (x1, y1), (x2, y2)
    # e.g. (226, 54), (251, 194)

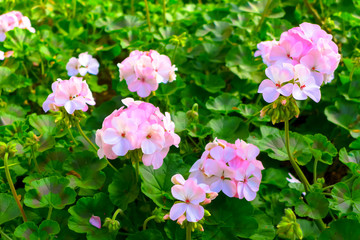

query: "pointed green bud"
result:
(103, 217), (121, 232)
(277, 208), (302, 239)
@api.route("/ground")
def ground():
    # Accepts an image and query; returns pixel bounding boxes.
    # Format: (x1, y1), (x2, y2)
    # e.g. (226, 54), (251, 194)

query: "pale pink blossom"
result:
(0, 11), (35, 42)
(235, 163), (262, 201)
(42, 77), (95, 114)
(292, 64), (321, 102)
(170, 178), (206, 222)
(117, 50), (177, 98)
(66, 52), (100, 76)
(258, 63), (294, 103)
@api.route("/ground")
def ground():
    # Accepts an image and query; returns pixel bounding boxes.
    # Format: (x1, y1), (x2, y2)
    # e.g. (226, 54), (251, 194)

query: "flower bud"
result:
(103, 217), (121, 232)
(177, 215), (186, 225)
(277, 208), (303, 240)
(171, 174), (185, 185)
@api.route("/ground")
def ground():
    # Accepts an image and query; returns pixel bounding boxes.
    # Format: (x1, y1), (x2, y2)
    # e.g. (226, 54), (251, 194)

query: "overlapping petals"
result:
(256, 22), (340, 103)
(95, 98), (180, 169)
(189, 138), (263, 201)
(42, 77), (95, 114)
(66, 52), (100, 76)
(117, 50), (177, 98)
(0, 11), (35, 42)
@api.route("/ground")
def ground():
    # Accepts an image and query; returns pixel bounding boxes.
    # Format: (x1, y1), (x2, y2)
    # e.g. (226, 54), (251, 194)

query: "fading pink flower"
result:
(89, 215), (101, 229)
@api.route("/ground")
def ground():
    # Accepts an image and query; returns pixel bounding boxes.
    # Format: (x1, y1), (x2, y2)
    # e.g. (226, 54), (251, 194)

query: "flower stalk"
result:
(143, 215), (156, 230)
(4, 152), (27, 222)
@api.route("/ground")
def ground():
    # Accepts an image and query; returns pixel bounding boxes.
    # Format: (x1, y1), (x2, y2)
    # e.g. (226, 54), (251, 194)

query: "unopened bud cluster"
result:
(260, 96), (300, 124)
(276, 208), (303, 240)
(0, 142), (17, 158)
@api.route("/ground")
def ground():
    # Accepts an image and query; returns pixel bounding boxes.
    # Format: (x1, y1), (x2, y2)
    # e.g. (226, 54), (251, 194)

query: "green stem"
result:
(172, 42), (179, 63)
(284, 119), (326, 232)
(4, 153), (27, 222)
(67, 125), (78, 145)
(162, 0), (166, 25)
(72, 0), (77, 18)
(31, 146), (41, 173)
(131, 0), (135, 14)
(143, 215), (156, 230)
(313, 158), (318, 184)
(75, 121), (119, 173)
(144, 0), (151, 31)
(255, 0), (272, 33)
(0, 228), (13, 240)
(186, 225), (192, 240)
(303, 0), (324, 26)
(47, 206), (53, 220)
(284, 119), (310, 192)
(0, 163), (20, 170)
(323, 175), (356, 191)
(21, 61), (29, 79)
(112, 208), (122, 221)
(135, 155), (140, 184)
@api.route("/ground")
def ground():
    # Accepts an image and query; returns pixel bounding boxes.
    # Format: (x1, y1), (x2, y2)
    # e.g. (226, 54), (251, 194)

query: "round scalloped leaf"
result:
(68, 193), (115, 240)
(325, 100), (360, 138)
(108, 164), (139, 210)
(339, 148), (360, 175)
(140, 154), (189, 210)
(206, 93), (240, 113)
(248, 128), (312, 165)
(0, 193), (20, 225)
(295, 192), (329, 219)
(28, 113), (65, 138)
(14, 220), (60, 240)
(306, 134), (338, 165)
(319, 219), (360, 240)
(64, 151), (107, 190)
(207, 116), (249, 142)
(24, 176), (76, 209)
(330, 178), (360, 214)
(204, 195), (258, 238)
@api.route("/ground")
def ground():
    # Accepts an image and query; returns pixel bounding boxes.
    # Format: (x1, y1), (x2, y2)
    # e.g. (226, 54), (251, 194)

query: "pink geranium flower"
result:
(292, 64), (321, 102)
(170, 178), (206, 222)
(235, 163), (262, 201)
(42, 77), (95, 114)
(0, 11), (35, 42)
(258, 64), (294, 103)
(66, 52), (100, 77)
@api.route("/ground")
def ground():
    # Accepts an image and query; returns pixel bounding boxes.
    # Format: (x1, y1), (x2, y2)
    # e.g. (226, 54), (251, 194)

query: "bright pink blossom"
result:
(118, 50), (177, 98)
(235, 163), (262, 201)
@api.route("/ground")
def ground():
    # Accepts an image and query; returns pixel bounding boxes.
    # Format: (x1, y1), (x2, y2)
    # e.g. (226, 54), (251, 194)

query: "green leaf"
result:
(280, 188), (303, 207)
(64, 151), (107, 190)
(14, 220), (60, 240)
(306, 134), (338, 165)
(24, 176), (76, 209)
(339, 148), (360, 175)
(295, 192), (329, 219)
(108, 165), (139, 210)
(205, 195), (258, 239)
(127, 229), (164, 240)
(68, 193), (115, 239)
(206, 93), (240, 113)
(0, 193), (20, 225)
(319, 219), (360, 240)
(207, 116), (249, 142)
(249, 210), (276, 240)
(140, 154), (189, 209)
(249, 128), (312, 165)
(29, 114), (65, 138)
(325, 100), (360, 138)
(297, 219), (321, 240)
(262, 168), (289, 188)
(330, 178), (360, 214)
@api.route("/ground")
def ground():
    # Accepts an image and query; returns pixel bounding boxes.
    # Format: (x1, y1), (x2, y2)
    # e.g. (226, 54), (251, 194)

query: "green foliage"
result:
(0, 193), (20, 225)
(14, 220), (60, 240)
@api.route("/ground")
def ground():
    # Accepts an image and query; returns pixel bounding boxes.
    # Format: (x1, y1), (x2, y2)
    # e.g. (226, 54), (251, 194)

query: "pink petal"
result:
(141, 139), (158, 155)
(170, 203), (187, 221)
(243, 184), (257, 201)
(278, 83), (293, 97)
(89, 215), (101, 229)
(112, 138), (132, 156)
(222, 180), (237, 197)
(103, 128), (120, 145)
(292, 84), (307, 100)
(186, 204), (204, 222)
(171, 185), (186, 202)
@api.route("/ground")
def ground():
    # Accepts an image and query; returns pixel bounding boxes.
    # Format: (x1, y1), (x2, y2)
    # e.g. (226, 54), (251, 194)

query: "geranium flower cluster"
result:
(255, 22), (340, 103)
(95, 98), (180, 169)
(0, 11), (35, 42)
(189, 138), (264, 201)
(42, 77), (95, 114)
(117, 50), (177, 98)
(66, 52), (100, 77)
(168, 174), (217, 223)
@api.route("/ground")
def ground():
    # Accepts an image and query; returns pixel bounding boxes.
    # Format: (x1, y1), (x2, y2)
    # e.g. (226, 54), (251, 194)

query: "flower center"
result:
(275, 83), (281, 88)
(121, 133), (126, 137)
(70, 95), (78, 100)
(185, 199), (190, 203)
(146, 134), (151, 139)
(221, 175), (225, 180)
(300, 84), (306, 90)
(311, 67), (315, 71)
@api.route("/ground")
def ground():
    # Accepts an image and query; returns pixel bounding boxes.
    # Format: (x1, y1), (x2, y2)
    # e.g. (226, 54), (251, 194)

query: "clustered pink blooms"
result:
(42, 77), (95, 114)
(95, 98), (180, 169)
(0, 11), (35, 42)
(117, 50), (177, 98)
(66, 52), (100, 77)
(169, 174), (217, 223)
(255, 22), (340, 103)
(189, 138), (264, 201)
